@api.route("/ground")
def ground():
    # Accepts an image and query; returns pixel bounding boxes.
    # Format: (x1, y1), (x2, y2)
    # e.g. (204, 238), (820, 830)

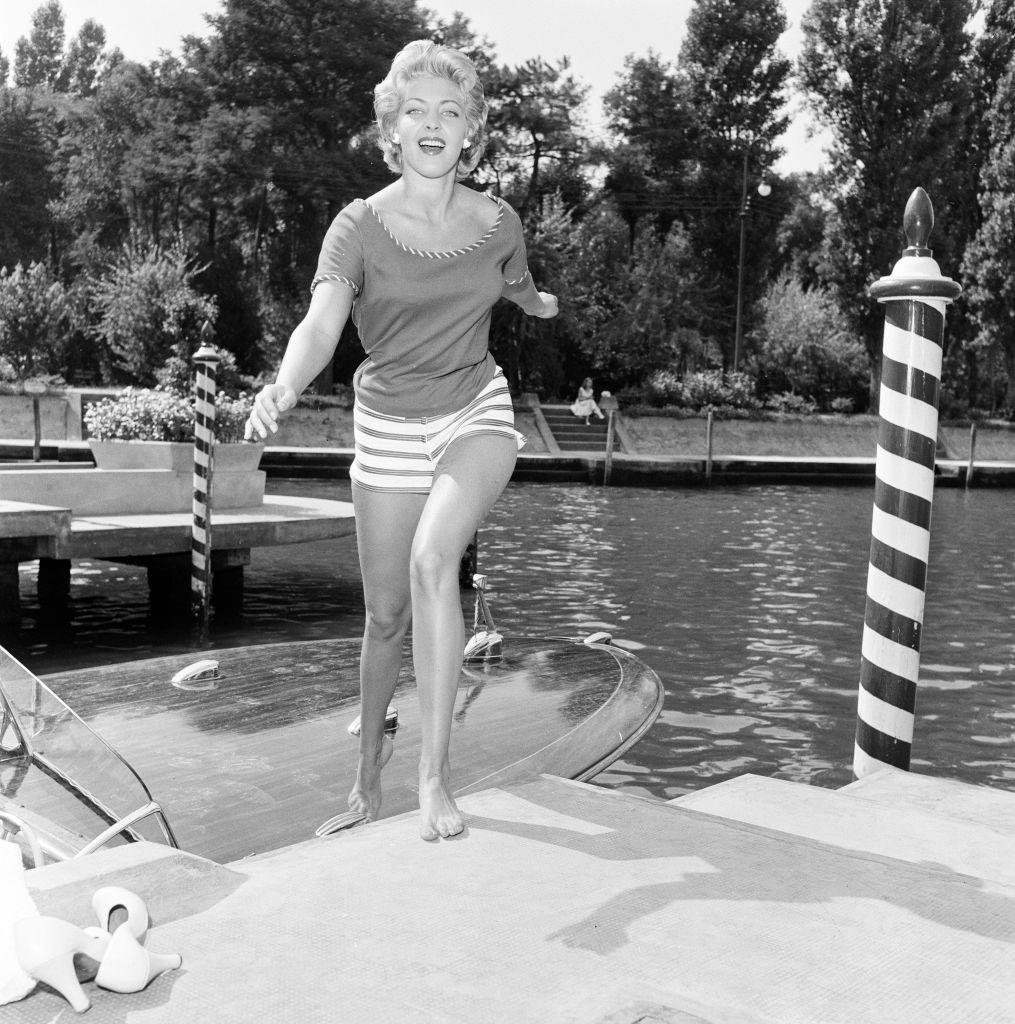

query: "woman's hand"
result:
(245, 383), (297, 440)
(534, 292), (559, 319)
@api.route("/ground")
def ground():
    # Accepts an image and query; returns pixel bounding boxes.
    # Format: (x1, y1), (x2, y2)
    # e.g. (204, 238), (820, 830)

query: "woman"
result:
(245, 40), (557, 841)
(570, 377), (605, 425)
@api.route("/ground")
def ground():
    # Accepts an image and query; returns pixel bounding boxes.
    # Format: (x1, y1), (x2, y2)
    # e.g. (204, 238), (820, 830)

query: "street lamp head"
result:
(757, 181), (772, 197)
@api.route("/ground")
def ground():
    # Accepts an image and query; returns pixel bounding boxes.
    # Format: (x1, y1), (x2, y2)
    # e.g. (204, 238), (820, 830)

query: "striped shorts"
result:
(350, 372), (526, 493)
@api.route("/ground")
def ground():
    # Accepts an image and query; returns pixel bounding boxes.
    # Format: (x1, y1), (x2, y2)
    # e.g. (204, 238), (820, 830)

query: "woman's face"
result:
(395, 75), (470, 179)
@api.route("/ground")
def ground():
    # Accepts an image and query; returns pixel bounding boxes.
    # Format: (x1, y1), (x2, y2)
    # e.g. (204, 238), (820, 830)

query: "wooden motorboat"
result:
(1, 624), (662, 865)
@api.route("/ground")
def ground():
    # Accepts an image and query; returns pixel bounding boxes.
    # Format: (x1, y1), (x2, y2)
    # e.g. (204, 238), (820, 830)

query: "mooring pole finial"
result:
(902, 187), (934, 256)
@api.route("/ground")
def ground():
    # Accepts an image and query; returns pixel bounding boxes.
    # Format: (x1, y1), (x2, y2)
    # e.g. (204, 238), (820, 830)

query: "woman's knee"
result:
(363, 600), (411, 642)
(409, 540), (459, 596)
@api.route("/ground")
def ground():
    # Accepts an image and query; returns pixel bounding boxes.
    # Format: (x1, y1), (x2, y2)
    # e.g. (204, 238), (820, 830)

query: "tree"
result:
(771, 172), (832, 292)
(960, 0), (1015, 412)
(13, 0), (65, 89)
(483, 57), (590, 218)
(0, 261), (73, 379)
(85, 241), (217, 385)
(601, 51), (698, 239)
(676, 0), (791, 366)
(0, 88), (60, 267)
(50, 60), (192, 259)
(753, 273), (868, 410)
(798, 0), (977, 406)
(58, 20), (112, 97)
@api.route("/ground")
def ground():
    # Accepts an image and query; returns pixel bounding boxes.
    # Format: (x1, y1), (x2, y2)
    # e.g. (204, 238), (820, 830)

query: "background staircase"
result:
(539, 403), (611, 453)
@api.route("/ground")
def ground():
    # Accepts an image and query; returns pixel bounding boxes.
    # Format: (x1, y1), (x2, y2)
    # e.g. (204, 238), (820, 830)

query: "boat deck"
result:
(34, 637), (661, 863)
(14, 767), (1015, 1023)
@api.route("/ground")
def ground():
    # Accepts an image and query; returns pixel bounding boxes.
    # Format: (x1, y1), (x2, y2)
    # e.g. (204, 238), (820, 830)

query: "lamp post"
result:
(733, 150), (771, 373)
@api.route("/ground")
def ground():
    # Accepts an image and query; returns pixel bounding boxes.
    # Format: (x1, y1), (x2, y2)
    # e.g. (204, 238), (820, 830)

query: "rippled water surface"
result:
(9, 479), (1015, 800)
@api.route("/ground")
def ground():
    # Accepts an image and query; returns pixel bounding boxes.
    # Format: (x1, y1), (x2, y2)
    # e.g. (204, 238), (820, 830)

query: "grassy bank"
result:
(2, 392), (1013, 460)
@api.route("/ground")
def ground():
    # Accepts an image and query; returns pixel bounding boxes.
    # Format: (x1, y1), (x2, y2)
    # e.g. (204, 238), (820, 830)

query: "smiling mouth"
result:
(417, 137), (446, 154)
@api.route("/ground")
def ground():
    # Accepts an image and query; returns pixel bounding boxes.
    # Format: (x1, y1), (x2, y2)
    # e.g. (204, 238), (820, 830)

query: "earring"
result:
(391, 132), (400, 144)
(463, 139), (471, 148)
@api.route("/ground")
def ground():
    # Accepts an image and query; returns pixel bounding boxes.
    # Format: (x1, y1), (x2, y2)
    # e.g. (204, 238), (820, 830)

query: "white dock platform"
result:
(14, 769), (1015, 1023)
(0, 496), (355, 624)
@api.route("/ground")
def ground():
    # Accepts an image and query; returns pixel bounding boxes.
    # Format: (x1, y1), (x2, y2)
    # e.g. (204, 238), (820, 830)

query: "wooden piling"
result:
(854, 188), (961, 778)
(966, 422), (977, 489)
(705, 410), (715, 485)
(191, 324), (220, 635)
(600, 393), (619, 486)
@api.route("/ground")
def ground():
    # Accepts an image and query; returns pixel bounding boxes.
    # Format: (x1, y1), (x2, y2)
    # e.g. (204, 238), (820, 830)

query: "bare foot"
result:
(418, 765), (464, 841)
(348, 734), (393, 821)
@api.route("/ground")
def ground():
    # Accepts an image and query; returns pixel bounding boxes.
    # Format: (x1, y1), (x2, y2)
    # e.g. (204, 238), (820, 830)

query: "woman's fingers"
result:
(244, 385), (292, 439)
(538, 292), (559, 319)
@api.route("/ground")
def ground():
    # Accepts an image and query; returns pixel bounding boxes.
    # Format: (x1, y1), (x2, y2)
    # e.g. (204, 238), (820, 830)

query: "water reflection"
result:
(7, 479), (1015, 801)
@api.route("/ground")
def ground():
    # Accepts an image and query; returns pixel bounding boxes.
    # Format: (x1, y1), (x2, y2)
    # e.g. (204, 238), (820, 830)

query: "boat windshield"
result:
(0, 645), (175, 864)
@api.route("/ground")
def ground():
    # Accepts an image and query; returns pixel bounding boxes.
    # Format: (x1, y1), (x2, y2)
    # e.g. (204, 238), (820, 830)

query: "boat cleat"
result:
(583, 631), (614, 646)
(170, 659), (219, 691)
(465, 573), (503, 661)
(347, 706), (399, 737)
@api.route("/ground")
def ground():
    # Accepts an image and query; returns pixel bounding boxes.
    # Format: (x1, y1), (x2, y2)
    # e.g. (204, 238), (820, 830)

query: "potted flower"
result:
(84, 387), (261, 473)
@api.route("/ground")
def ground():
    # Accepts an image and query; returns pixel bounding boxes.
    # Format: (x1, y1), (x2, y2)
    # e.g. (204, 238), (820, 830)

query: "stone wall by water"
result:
(2, 393), (1014, 459)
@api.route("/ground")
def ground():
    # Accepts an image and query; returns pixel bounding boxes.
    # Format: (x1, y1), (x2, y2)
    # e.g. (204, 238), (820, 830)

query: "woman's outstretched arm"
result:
(246, 282), (355, 439)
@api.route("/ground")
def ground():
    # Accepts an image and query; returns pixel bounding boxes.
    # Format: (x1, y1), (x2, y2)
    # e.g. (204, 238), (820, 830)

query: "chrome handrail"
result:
(75, 801), (177, 857)
(0, 810), (45, 868)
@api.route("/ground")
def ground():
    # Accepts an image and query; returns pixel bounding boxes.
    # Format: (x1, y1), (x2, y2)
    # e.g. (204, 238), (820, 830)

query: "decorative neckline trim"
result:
(361, 196), (505, 258)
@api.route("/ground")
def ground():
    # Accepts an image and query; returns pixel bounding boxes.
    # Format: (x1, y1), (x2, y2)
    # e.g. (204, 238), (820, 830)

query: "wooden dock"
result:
(15, 766), (1015, 1023)
(0, 495), (355, 626)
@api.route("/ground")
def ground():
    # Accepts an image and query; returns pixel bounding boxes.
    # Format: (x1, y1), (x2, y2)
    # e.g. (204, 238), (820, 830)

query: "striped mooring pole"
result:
(853, 188), (961, 778)
(191, 323), (220, 632)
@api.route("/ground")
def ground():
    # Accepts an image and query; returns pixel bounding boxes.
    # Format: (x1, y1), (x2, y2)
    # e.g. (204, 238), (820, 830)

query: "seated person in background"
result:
(570, 377), (605, 425)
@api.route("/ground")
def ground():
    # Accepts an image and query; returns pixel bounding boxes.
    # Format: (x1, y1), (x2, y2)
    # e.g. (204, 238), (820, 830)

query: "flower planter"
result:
(88, 440), (264, 473)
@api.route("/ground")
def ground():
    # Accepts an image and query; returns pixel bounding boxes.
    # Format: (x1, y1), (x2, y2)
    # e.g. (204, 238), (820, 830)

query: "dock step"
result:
(669, 773), (1015, 887)
(17, 774), (1015, 1023)
(838, 764), (1015, 832)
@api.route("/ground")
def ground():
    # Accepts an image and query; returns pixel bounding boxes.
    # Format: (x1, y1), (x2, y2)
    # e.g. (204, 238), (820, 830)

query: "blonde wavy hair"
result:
(373, 40), (488, 179)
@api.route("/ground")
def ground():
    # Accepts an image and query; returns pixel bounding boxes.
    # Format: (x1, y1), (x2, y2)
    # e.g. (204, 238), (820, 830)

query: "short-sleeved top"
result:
(311, 194), (531, 418)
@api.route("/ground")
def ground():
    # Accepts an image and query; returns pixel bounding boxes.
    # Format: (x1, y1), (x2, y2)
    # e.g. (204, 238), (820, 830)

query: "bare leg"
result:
(411, 433), (517, 839)
(348, 484), (426, 821)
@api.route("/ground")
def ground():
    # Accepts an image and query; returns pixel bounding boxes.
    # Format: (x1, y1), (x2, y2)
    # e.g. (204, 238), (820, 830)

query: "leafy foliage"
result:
(960, 0), (1015, 412)
(84, 386), (251, 442)
(798, 0), (977, 403)
(752, 272), (868, 410)
(0, 262), (73, 379)
(0, 0), (1002, 417)
(84, 241), (217, 385)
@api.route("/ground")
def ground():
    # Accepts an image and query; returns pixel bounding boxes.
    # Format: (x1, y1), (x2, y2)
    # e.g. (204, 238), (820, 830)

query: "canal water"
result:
(8, 479), (1015, 800)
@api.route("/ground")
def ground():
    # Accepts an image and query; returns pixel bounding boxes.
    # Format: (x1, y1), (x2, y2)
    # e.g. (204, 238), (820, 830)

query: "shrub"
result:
(754, 273), (868, 410)
(84, 387), (252, 443)
(154, 348), (253, 396)
(764, 391), (817, 414)
(645, 369), (686, 406)
(0, 262), (74, 379)
(682, 370), (759, 411)
(830, 396), (855, 414)
(86, 242), (217, 386)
